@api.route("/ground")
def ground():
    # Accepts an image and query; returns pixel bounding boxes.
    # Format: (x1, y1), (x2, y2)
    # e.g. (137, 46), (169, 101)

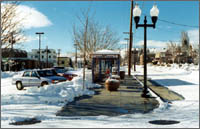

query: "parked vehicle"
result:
(37, 69), (67, 83)
(12, 69), (67, 90)
(53, 67), (78, 81)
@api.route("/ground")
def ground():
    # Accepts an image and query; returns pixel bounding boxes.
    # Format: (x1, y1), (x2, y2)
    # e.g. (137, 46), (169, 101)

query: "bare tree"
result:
(1, 1), (26, 48)
(72, 10), (120, 60)
(166, 40), (177, 63)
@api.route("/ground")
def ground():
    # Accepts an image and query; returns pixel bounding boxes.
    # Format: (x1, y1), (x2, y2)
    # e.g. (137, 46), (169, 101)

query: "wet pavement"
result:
(56, 75), (160, 116)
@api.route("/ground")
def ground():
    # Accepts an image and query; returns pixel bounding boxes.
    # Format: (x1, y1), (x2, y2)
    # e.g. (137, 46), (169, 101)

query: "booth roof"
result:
(94, 49), (120, 55)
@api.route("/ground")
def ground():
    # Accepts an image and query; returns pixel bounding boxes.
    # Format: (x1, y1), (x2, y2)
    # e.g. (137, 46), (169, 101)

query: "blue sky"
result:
(13, 1), (199, 54)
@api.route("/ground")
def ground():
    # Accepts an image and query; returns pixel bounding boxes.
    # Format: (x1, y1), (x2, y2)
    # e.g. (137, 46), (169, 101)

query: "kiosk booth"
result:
(91, 50), (120, 83)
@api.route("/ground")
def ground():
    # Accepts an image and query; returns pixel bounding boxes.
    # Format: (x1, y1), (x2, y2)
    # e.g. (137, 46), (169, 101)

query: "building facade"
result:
(28, 49), (57, 67)
(1, 48), (42, 71)
(57, 56), (73, 68)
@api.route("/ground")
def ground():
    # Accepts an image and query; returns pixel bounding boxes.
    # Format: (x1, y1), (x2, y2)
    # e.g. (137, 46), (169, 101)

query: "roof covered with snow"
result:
(93, 49), (120, 55)
(149, 48), (167, 53)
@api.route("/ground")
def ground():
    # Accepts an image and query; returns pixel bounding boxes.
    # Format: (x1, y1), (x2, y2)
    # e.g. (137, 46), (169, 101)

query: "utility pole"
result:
(128, 0), (134, 76)
(74, 43), (77, 69)
(36, 32), (44, 69)
(46, 46), (49, 68)
(57, 49), (61, 66)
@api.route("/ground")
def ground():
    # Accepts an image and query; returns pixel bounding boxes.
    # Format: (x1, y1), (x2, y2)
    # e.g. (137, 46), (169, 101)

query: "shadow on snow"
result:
(153, 79), (196, 86)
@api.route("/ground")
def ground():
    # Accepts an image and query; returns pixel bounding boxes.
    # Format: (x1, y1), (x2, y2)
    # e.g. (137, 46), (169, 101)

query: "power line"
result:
(158, 18), (199, 28)
(143, 14), (199, 28)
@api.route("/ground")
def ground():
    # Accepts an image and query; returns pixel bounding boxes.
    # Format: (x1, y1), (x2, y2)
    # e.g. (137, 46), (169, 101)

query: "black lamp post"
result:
(36, 32), (44, 69)
(133, 3), (159, 98)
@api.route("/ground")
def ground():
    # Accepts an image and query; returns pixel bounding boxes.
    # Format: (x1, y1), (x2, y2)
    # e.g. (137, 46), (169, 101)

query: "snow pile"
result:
(1, 69), (103, 126)
(1, 71), (101, 106)
(1, 71), (23, 79)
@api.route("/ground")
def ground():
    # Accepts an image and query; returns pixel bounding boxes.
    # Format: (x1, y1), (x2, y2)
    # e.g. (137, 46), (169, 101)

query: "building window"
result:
(49, 56), (51, 58)
(35, 55), (38, 58)
(42, 56), (44, 59)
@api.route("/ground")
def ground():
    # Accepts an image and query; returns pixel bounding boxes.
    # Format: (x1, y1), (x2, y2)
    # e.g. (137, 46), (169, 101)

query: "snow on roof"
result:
(59, 53), (74, 58)
(71, 57), (84, 62)
(94, 49), (120, 55)
(149, 48), (167, 53)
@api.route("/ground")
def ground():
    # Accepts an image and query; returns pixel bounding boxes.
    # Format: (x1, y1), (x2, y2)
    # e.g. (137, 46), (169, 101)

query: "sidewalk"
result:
(56, 75), (159, 116)
(135, 75), (185, 103)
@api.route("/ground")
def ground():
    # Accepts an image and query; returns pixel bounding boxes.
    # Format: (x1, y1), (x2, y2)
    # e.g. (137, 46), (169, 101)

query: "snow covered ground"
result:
(1, 64), (199, 128)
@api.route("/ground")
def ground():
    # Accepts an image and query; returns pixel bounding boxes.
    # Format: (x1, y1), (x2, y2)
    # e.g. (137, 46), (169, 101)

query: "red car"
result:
(52, 67), (77, 81)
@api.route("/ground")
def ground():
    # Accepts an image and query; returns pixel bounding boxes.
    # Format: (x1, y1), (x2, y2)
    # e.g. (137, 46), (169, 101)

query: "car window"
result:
(45, 70), (54, 76)
(37, 71), (46, 77)
(23, 71), (31, 77)
(31, 71), (38, 77)
(55, 69), (66, 73)
(51, 69), (58, 75)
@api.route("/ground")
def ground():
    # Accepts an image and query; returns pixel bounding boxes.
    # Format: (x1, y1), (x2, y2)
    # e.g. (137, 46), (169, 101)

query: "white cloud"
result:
(15, 5), (52, 29)
(1, 3), (52, 29)
(187, 29), (199, 44)
(135, 40), (168, 48)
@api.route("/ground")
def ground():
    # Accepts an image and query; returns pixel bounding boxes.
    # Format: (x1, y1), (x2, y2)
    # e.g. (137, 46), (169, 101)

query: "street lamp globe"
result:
(133, 4), (142, 26)
(150, 4), (159, 25)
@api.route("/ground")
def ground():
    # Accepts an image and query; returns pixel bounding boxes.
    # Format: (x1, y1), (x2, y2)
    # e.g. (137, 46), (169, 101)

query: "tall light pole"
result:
(57, 49), (61, 66)
(46, 46), (50, 68)
(36, 32), (44, 69)
(133, 3), (159, 98)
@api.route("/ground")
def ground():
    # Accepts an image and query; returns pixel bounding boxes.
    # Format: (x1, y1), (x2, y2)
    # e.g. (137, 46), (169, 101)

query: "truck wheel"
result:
(16, 82), (24, 90)
(41, 81), (48, 86)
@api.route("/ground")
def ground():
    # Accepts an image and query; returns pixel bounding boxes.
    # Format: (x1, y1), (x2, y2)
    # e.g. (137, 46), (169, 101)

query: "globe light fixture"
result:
(150, 4), (159, 27)
(133, 3), (141, 28)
